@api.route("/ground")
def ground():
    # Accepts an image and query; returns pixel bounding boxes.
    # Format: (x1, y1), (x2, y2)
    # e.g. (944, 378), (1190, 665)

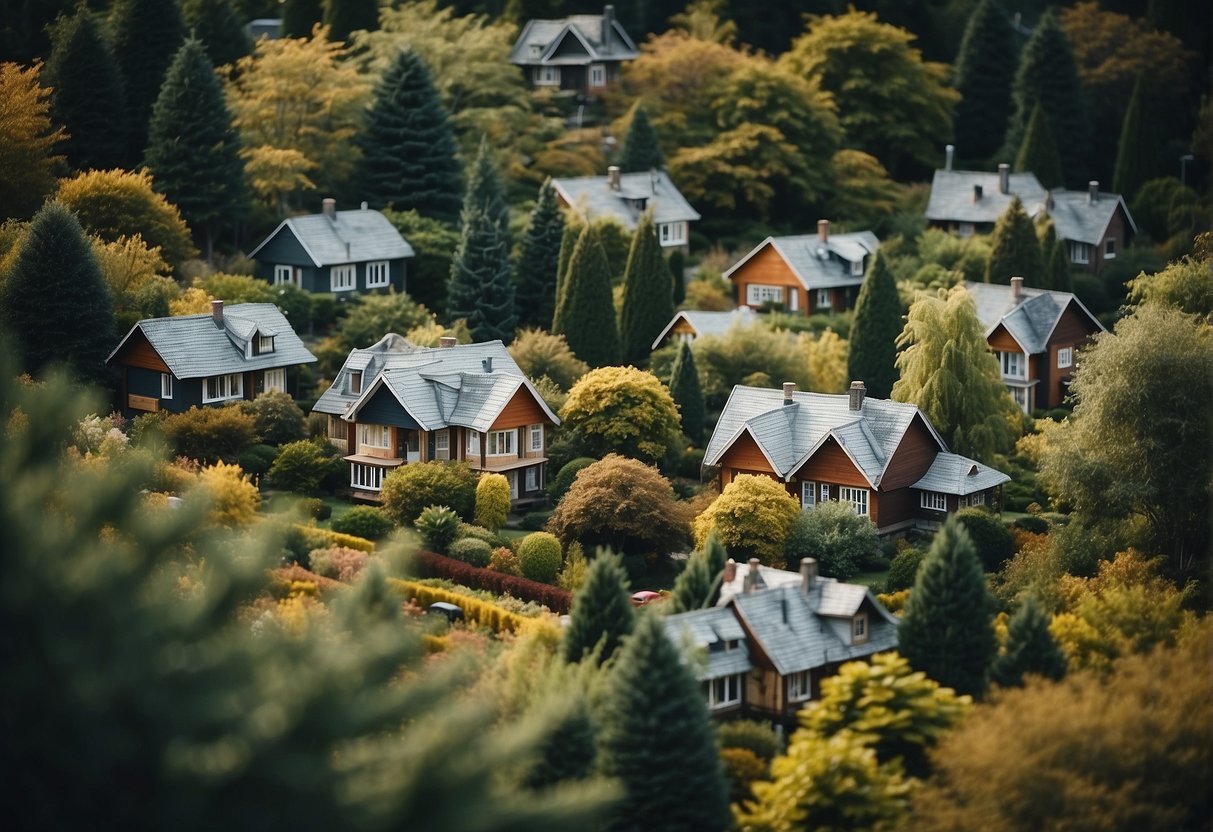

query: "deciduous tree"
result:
(847, 250), (900, 398)
(618, 213), (673, 367)
(693, 474), (801, 567)
(110, 0), (186, 163)
(560, 367), (681, 463)
(0, 61), (65, 220)
(514, 180), (565, 329)
(507, 328), (588, 391)
(952, 0), (1017, 166)
(552, 224), (619, 367)
(44, 8), (126, 172)
(562, 548), (634, 665)
(784, 501), (879, 582)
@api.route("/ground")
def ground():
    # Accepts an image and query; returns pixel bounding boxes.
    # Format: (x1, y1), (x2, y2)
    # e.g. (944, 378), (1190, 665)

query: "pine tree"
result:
(562, 549), (634, 665)
(524, 697), (598, 790)
(846, 250), (900, 399)
(597, 613), (732, 832)
(182, 0), (252, 68)
(323, 0), (380, 41)
(553, 224), (619, 367)
(514, 180), (566, 329)
(143, 38), (247, 263)
(952, 0), (1018, 166)
(897, 514), (997, 698)
(668, 339), (704, 444)
(668, 533), (722, 613)
(551, 216), (582, 331)
(1014, 103), (1064, 190)
(985, 196), (1042, 285)
(668, 249), (686, 306)
(0, 202), (115, 385)
(989, 595), (1068, 688)
(618, 213), (673, 366)
(1112, 74), (1156, 203)
(44, 7), (127, 172)
(110, 0), (187, 165)
(354, 49), (463, 223)
(281, 0), (324, 38)
(1045, 233), (1072, 292)
(617, 104), (665, 172)
(463, 135), (511, 233)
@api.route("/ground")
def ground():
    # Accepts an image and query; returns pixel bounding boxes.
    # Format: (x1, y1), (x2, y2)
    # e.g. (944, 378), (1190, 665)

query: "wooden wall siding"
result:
(1091, 208), (1128, 274)
(719, 431), (777, 477)
(878, 415), (939, 490)
(1053, 302), (1100, 344)
(874, 486), (919, 529)
(491, 387), (549, 430)
(793, 436), (869, 488)
(113, 329), (170, 372)
(732, 245), (801, 309)
(986, 325), (1022, 354)
(671, 319), (696, 336)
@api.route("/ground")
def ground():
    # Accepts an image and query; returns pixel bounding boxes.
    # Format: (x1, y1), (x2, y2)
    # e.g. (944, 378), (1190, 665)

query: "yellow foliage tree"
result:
(170, 286), (214, 316)
(560, 366), (682, 463)
(474, 472), (510, 532)
(89, 234), (170, 298)
(0, 61), (66, 219)
(693, 474), (800, 567)
(799, 329), (848, 394)
(194, 461), (260, 528)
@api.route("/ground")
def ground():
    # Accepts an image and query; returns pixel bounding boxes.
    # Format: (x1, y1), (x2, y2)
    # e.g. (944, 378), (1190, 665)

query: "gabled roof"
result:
(650, 307), (758, 350)
(1031, 188), (1137, 245)
(106, 303), (316, 379)
(509, 11), (639, 66)
(661, 606), (753, 681)
(925, 169), (1047, 225)
(551, 170), (700, 228)
(912, 452), (1011, 496)
(724, 231), (880, 291)
(248, 207), (414, 267)
(965, 281), (1105, 355)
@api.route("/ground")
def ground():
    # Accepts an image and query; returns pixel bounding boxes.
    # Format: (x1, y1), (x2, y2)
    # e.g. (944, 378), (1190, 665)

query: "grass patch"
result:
(850, 569), (890, 590)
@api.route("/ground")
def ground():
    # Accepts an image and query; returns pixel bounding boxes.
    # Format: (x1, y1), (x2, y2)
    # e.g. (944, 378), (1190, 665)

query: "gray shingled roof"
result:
(925, 169), (1047, 225)
(662, 606), (753, 681)
(107, 303), (316, 378)
(912, 452), (1011, 496)
(725, 231), (880, 291)
(1030, 188), (1136, 245)
(965, 281), (1104, 355)
(551, 171), (700, 228)
(248, 207), (414, 267)
(650, 307), (758, 350)
(509, 13), (639, 65)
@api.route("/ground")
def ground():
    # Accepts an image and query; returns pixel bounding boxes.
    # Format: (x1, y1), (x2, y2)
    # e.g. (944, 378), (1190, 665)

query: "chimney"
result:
(211, 299), (224, 327)
(360, 201), (368, 210)
(438, 336), (457, 348)
(817, 218), (829, 242)
(1011, 275), (1024, 301)
(481, 357), (493, 374)
(601, 5), (615, 55)
(973, 184), (983, 202)
(998, 163), (1010, 195)
(607, 165), (621, 190)
(723, 558), (737, 584)
(783, 381), (796, 405)
(322, 197), (336, 220)
(1088, 181), (1099, 204)
(1045, 189), (1054, 213)
(945, 144), (954, 171)
(799, 557), (818, 594)
(743, 558), (761, 594)
(848, 380), (866, 412)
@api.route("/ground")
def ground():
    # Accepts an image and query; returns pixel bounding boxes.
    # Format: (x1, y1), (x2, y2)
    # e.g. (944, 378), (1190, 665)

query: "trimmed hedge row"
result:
(294, 524), (376, 553)
(389, 578), (560, 640)
(410, 550), (573, 614)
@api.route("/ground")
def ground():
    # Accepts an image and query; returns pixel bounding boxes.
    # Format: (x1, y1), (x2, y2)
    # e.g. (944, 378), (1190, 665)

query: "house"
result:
(551, 166), (701, 250)
(966, 276), (1104, 413)
(664, 557), (899, 721)
(247, 199), (415, 295)
(312, 334), (559, 505)
(724, 221), (879, 314)
(650, 307), (758, 350)
(106, 301), (317, 417)
(509, 4), (639, 96)
(246, 18), (281, 40)
(703, 380), (1010, 535)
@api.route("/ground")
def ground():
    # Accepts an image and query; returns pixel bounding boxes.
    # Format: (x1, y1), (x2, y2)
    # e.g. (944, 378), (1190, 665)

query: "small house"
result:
(509, 4), (640, 96)
(551, 166), (701, 250)
(650, 307), (758, 351)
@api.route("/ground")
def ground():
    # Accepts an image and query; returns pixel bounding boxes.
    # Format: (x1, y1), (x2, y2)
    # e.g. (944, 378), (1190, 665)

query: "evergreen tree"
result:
(1112, 74), (1156, 203)
(617, 105), (665, 172)
(1003, 8), (1091, 187)
(44, 7), (127, 172)
(463, 135), (510, 233)
(182, 0), (252, 68)
(1014, 103), (1063, 190)
(553, 224), (619, 368)
(618, 213), (673, 367)
(143, 38), (247, 262)
(551, 216), (581, 331)
(597, 613), (732, 832)
(989, 595), (1068, 688)
(668, 533), (724, 613)
(322, 0), (379, 41)
(668, 339), (704, 444)
(897, 514), (997, 698)
(281, 0), (324, 38)
(110, 0), (187, 164)
(985, 196), (1042, 285)
(514, 180), (566, 330)
(562, 549), (634, 665)
(952, 0), (1017, 166)
(846, 250), (900, 399)
(0, 202), (115, 385)
(524, 697), (598, 790)
(1045, 233), (1072, 292)
(668, 249), (686, 306)
(354, 49), (463, 223)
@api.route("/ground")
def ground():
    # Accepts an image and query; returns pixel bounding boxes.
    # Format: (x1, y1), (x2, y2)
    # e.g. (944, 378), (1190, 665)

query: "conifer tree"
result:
(1112, 74), (1156, 203)
(898, 513), (997, 698)
(986, 196), (1042, 285)
(597, 613), (732, 832)
(668, 249), (686, 306)
(989, 595), (1068, 688)
(182, 0), (252, 68)
(668, 339), (704, 444)
(110, 0), (187, 164)
(553, 224), (619, 367)
(618, 213), (673, 366)
(281, 0), (324, 38)
(323, 0), (380, 41)
(514, 180), (566, 329)
(668, 533), (724, 613)
(952, 0), (1017, 166)
(551, 217), (582, 331)
(1014, 103), (1064, 190)
(143, 38), (247, 263)
(0, 202), (115, 385)
(846, 250), (900, 399)
(354, 49), (463, 223)
(1045, 234), (1072, 292)
(562, 549), (634, 665)
(44, 7), (127, 172)
(617, 105), (665, 172)
(524, 697), (599, 790)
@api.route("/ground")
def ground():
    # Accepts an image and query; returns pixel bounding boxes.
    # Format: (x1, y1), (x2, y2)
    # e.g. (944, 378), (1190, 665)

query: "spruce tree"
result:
(1045, 234), (1072, 293)
(617, 105), (665, 172)
(847, 250), (901, 399)
(668, 249), (686, 306)
(1112, 74), (1156, 203)
(619, 213), (673, 366)
(1014, 103), (1063, 191)
(525, 697), (598, 790)
(985, 196), (1042, 285)
(44, 7), (127, 172)
(597, 613), (732, 832)
(668, 339), (705, 444)
(0, 201), (115, 385)
(281, 0), (324, 38)
(323, 0), (380, 41)
(551, 216), (582, 331)
(354, 49), (463, 223)
(562, 549), (634, 665)
(182, 0), (252, 68)
(514, 180), (566, 330)
(143, 38), (247, 263)
(952, 0), (1017, 165)
(668, 533), (721, 613)
(447, 207), (517, 344)
(553, 224), (619, 367)
(897, 514), (996, 698)
(110, 0), (186, 165)
(989, 595), (1068, 688)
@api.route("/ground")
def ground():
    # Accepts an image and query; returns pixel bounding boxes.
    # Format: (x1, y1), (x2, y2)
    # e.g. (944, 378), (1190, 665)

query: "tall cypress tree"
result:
(1045, 233), (1072, 292)
(515, 180), (566, 329)
(846, 250), (900, 399)
(562, 549), (634, 665)
(985, 196), (1042, 285)
(1112, 74), (1156, 203)
(322, 0), (379, 41)
(110, 0), (186, 165)
(618, 213), (673, 366)
(1014, 103), (1064, 190)
(897, 514), (996, 698)
(553, 224), (619, 367)
(463, 135), (510, 234)
(597, 613), (732, 832)
(551, 216), (582, 331)
(668, 339), (704, 445)
(44, 7), (127, 172)
(281, 0), (324, 38)
(668, 249), (686, 306)
(989, 595), (1067, 688)
(181, 0), (252, 68)
(354, 49), (463, 223)
(668, 532), (723, 613)
(524, 697), (598, 790)
(617, 105), (665, 172)
(952, 0), (1017, 166)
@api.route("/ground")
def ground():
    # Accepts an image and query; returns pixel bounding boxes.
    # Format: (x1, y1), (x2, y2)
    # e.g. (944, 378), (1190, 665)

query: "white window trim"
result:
(746, 284), (784, 306)
(839, 486), (869, 517)
(331, 264), (356, 292)
(706, 674), (741, 710)
(348, 371), (362, 395)
(263, 368), (286, 393)
(1011, 385), (1030, 414)
(788, 670), (812, 703)
(274, 264), (293, 286)
(529, 423), (543, 452)
(853, 613), (869, 644)
(1057, 346), (1073, 369)
(1069, 241), (1091, 265)
(256, 334), (274, 355)
(920, 491), (948, 511)
(467, 431), (481, 456)
(350, 463), (384, 492)
(850, 258), (863, 276)
(160, 373), (173, 399)
(816, 288), (832, 309)
(487, 429), (515, 457)
(359, 423), (392, 450)
(1104, 238), (1116, 259)
(203, 373), (243, 403)
(525, 466), (539, 491)
(366, 260), (390, 288)
(533, 66), (560, 86)
(589, 63), (606, 87)
(800, 480), (817, 510)
(969, 491), (986, 507)
(658, 221), (687, 246)
(435, 429), (449, 452)
(999, 351), (1026, 380)
(819, 483), (831, 503)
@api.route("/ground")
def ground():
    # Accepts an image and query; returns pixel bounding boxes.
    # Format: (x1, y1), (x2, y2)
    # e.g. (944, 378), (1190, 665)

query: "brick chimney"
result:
(601, 5), (615, 55)
(998, 163), (1010, 195)
(945, 144), (954, 171)
(800, 557), (818, 594)
(211, 299), (224, 327)
(783, 381), (796, 405)
(817, 218), (830, 242)
(322, 197), (336, 220)
(1088, 180), (1099, 204)
(1011, 275), (1024, 301)
(723, 558), (737, 584)
(607, 165), (621, 190)
(743, 558), (761, 594)
(438, 336), (457, 348)
(973, 184), (983, 202)
(848, 380), (866, 411)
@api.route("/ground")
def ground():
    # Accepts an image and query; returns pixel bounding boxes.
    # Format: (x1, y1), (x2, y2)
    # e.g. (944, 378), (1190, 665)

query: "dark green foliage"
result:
(847, 250), (900, 399)
(955, 507), (1014, 572)
(562, 549), (634, 665)
(517, 532), (563, 584)
(380, 461), (477, 525)
(985, 196), (1042, 285)
(552, 217), (582, 330)
(1129, 178), (1193, 244)
(237, 443), (278, 480)
(667, 536), (718, 614)
(0, 202), (115, 385)
(898, 514), (997, 697)
(553, 224), (619, 367)
(525, 697), (598, 790)
(597, 613), (732, 832)
(717, 719), (783, 762)
(330, 506), (393, 539)
(550, 456), (596, 501)
(668, 250), (686, 306)
(668, 340), (705, 445)
(515, 181), (567, 329)
(182, 0), (252, 68)
(241, 391), (306, 446)
(1044, 234), (1073, 292)
(143, 38), (247, 262)
(322, 0), (379, 41)
(110, 0), (186, 164)
(952, 0), (1017, 165)
(617, 105), (665, 172)
(619, 213), (673, 366)
(989, 595), (1068, 688)
(1011, 514), (1050, 535)
(44, 8), (126, 172)
(448, 536), (493, 567)
(281, 0), (324, 37)
(354, 49), (463, 223)
(784, 501), (880, 582)
(884, 545), (925, 593)
(1014, 103), (1063, 191)
(1112, 75), (1156, 203)
(416, 505), (462, 553)
(264, 439), (341, 494)
(381, 210), (459, 316)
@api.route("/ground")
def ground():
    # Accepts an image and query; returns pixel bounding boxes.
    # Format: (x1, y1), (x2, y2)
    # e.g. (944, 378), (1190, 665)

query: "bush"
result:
(409, 550), (573, 613)
(237, 443), (278, 480)
(265, 439), (341, 495)
(241, 391), (306, 446)
(693, 474), (800, 567)
(474, 472), (510, 531)
(416, 505), (461, 554)
(955, 507), (1015, 572)
(192, 462), (260, 528)
(521, 510), (553, 531)
(330, 505), (393, 540)
(389, 578), (561, 638)
(517, 532), (563, 584)
(380, 460), (477, 526)
(550, 456), (596, 501)
(297, 497), (330, 521)
(1012, 515), (1050, 535)
(884, 546), (925, 593)
(717, 719), (783, 761)
(489, 546), (521, 576)
(558, 540), (589, 593)
(784, 501), (880, 581)
(308, 546), (370, 582)
(305, 411), (328, 439)
(292, 524), (375, 554)
(162, 405), (257, 464)
(448, 537), (493, 568)
(507, 328), (590, 391)
(720, 747), (767, 804)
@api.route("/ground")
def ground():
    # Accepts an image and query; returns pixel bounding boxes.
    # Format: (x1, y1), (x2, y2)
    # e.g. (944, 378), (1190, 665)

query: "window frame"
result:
(819, 483), (831, 503)
(263, 367), (286, 393)
(706, 674), (741, 710)
(202, 373), (243, 403)
(350, 463), (384, 492)
(999, 350), (1025, 379)
(588, 63), (606, 87)
(160, 373), (173, 400)
(365, 260), (390, 288)
(330, 264), (356, 292)
(487, 429), (515, 456)
(800, 480), (817, 510)
(787, 670), (812, 703)
(529, 423), (543, 452)
(1057, 346), (1073, 369)
(746, 284), (784, 306)
(255, 334), (274, 355)
(1104, 237), (1116, 259)
(467, 431), (481, 456)
(359, 423), (392, 450)
(434, 429), (449, 454)
(852, 612), (869, 644)
(969, 491), (986, 507)
(838, 486), (869, 517)
(851, 258), (863, 276)
(348, 371), (362, 395)
(815, 288), (832, 309)
(533, 66), (560, 86)
(1069, 241), (1091, 265)
(273, 264), (294, 286)
(525, 466), (539, 492)
(920, 490), (947, 511)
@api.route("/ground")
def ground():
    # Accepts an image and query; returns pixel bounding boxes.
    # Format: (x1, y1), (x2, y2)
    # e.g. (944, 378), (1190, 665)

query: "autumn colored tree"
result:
(110, 0), (186, 163)
(801, 329), (849, 394)
(513, 180), (565, 329)
(825, 149), (900, 229)
(1014, 103), (1063, 191)
(560, 367), (681, 463)
(561, 549), (634, 665)
(847, 250), (900, 399)
(44, 8), (126, 172)
(617, 104), (665, 172)
(951, 0), (1017, 166)
(552, 224), (619, 367)
(507, 329), (587, 392)
(691, 323), (809, 405)
(618, 214), (673, 367)
(668, 340), (705, 444)
(0, 62), (65, 220)
(693, 474), (801, 567)
(181, 0), (252, 68)
(986, 197), (1043, 285)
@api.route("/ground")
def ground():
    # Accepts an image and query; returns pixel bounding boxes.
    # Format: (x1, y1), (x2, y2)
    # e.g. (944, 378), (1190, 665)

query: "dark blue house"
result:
(247, 199), (415, 295)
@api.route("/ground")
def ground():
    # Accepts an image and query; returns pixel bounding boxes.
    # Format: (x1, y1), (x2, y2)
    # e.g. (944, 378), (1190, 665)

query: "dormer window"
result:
(851, 258), (864, 276)
(529, 43), (542, 58)
(255, 334), (274, 355)
(349, 371), (362, 395)
(852, 612), (869, 644)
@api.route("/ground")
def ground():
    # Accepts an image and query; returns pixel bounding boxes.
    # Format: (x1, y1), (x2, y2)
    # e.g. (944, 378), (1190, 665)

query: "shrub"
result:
(457, 522), (508, 548)
(416, 505), (461, 554)
(521, 510), (553, 531)
(517, 532), (563, 584)
(884, 546), (925, 593)
(559, 366), (682, 463)
(720, 747), (767, 803)
(162, 404), (257, 464)
(474, 472), (510, 531)
(308, 546), (371, 582)
(265, 439), (340, 495)
(193, 462), (260, 528)
(956, 507), (1015, 571)
(448, 537), (493, 568)
(692, 474), (800, 567)
(330, 505), (393, 540)
(292, 524), (375, 553)
(550, 456), (597, 501)
(784, 501), (880, 581)
(489, 546), (521, 576)
(1013, 515), (1050, 535)
(876, 588), (910, 613)
(408, 551), (573, 614)
(297, 497), (330, 521)
(380, 460), (477, 525)
(558, 540), (589, 593)
(388, 578), (561, 639)
(717, 719), (783, 762)
(507, 328), (589, 390)
(241, 391), (306, 446)
(237, 443), (278, 480)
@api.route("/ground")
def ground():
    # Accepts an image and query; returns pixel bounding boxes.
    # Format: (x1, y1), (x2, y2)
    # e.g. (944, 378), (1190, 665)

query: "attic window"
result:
(852, 613), (869, 644)
(349, 371), (362, 395)
(968, 464), (980, 476)
(851, 258), (863, 276)
(529, 44), (542, 58)
(255, 334), (274, 355)
(723, 639), (739, 651)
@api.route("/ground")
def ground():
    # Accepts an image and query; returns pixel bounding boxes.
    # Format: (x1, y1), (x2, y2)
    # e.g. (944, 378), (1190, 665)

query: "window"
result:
(589, 64), (605, 87)
(788, 670), (811, 703)
(746, 284), (784, 306)
(528, 44), (542, 58)
(969, 491), (986, 507)
(839, 486), (869, 516)
(705, 674), (741, 710)
(999, 351), (1025, 379)
(488, 429), (515, 456)
(331, 264), (355, 291)
(274, 264), (294, 286)
(819, 483), (831, 503)
(350, 463), (384, 491)
(723, 639), (739, 651)
(254, 334), (274, 355)
(467, 432), (481, 455)
(525, 466), (539, 492)
(529, 423), (543, 452)
(359, 423), (391, 449)
(920, 491), (948, 511)
(1069, 241), (1091, 264)
(1057, 347), (1073, 369)
(800, 480), (817, 510)
(434, 429), (449, 459)
(160, 373), (173, 399)
(263, 368), (286, 393)
(366, 260), (390, 288)
(327, 415), (346, 441)
(203, 373), (243, 403)
(1104, 238), (1116, 259)
(958, 222), (975, 238)
(851, 258), (864, 276)
(658, 222), (686, 246)
(816, 289), (832, 309)
(348, 371), (362, 395)
(852, 613), (869, 644)
(533, 66), (560, 86)
(1011, 386), (1029, 413)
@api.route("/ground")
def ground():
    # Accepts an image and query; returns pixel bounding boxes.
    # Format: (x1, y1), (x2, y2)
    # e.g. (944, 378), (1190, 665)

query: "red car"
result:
(630, 590), (664, 608)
